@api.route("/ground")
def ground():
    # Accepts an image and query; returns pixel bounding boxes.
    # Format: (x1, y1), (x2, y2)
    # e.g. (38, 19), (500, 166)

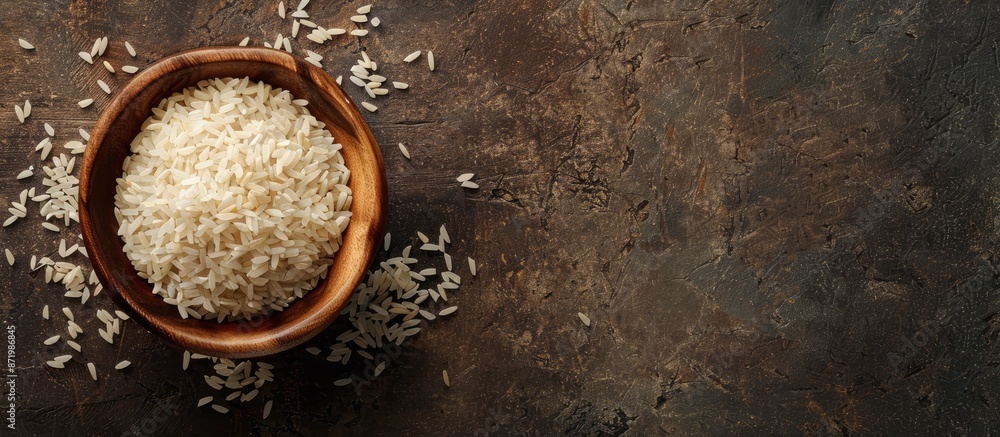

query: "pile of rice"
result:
(114, 76), (352, 321)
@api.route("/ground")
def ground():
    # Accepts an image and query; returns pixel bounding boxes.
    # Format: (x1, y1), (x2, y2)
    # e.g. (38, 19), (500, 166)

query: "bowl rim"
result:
(78, 46), (387, 359)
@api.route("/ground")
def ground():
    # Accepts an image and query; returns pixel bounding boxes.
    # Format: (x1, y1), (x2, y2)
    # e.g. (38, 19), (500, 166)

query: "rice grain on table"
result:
(392, 81), (408, 89)
(439, 306), (458, 316)
(103, 61), (115, 73)
(383, 233), (391, 251)
(403, 51), (421, 62)
(115, 360), (131, 370)
(239, 37), (250, 46)
(4, 249), (13, 266)
(78, 51), (94, 64)
(78, 99), (93, 108)
(97, 80), (111, 94)
(18, 38), (33, 50)
(578, 312), (591, 327)
(398, 143), (410, 159)
(87, 362), (97, 381)
(350, 29), (369, 37)
(121, 65), (139, 74)
(371, 17), (381, 27)
(44, 123), (54, 136)
(197, 396), (213, 407)
(263, 400), (274, 419)
(443, 369), (450, 386)
(361, 101), (377, 112)
(125, 41), (136, 57)
(428, 51), (435, 71)
(115, 77), (352, 321)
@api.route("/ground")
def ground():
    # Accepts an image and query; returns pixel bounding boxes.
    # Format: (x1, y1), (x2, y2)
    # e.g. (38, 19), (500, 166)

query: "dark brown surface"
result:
(80, 47), (387, 359)
(2, 0), (1000, 436)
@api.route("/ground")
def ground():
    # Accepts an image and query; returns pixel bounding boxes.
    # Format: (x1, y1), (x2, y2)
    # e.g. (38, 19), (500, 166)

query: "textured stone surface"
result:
(2, 0), (1000, 435)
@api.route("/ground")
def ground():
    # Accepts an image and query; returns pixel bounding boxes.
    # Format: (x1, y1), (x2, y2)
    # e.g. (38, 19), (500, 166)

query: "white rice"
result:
(115, 77), (352, 321)
(43, 335), (60, 345)
(87, 362), (97, 380)
(277, 1), (285, 18)
(428, 51), (435, 71)
(461, 181), (480, 189)
(361, 101), (377, 112)
(122, 65), (139, 74)
(115, 360), (131, 370)
(78, 51), (94, 64)
(403, 51), (421, 62)
(439, 306), (458, 316)
(398, 143), (410, 159)
(239, 37), (250, 46)
(356, 4), (371, 14)
(42, 305), (49, 320)
(468, 257), (476, 276)
(125, 41), (136, 57)
(263, 400), (273, 419)
(578, 312), (591, 327)
(78, 99), (94, 108)
(443, 369), (450, 386)
(103, 61), (115, 73)
(350, 15), (368, 23)
(44, 123), (54, 136)
(18, 38), (33, 50)
(97, 80), (111, 94)
(197, 396), (213, 407)
(392, 82), (408, 89)
(350, 29), (369, 37)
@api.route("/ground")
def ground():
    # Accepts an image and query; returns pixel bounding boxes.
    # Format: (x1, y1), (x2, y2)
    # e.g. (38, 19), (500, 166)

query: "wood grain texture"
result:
(2, 0), (1000, 436)
(79, 47), (387, 359)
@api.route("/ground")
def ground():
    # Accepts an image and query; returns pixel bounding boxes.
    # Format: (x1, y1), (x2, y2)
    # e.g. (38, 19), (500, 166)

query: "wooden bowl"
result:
(78, 47), (387, 359)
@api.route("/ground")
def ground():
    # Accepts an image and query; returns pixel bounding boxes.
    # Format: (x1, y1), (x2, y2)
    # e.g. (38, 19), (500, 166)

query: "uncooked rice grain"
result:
(79, 51), (93, 64)
(263, 400), (273, 419)
(115, 360), (131, 370)
(4, 249), (13, 266)
(103, 61), (115, 73)
(403, 51), (421, 62)
(97, 79), (111, 94)
(125, 41), (136, 57)
(18, 38), (33, 50)
(87, 362), (97, 380)
(78, 99), (93, 108)
(122, 65), (139, 74)
(198, 396), (213, 407)
(439, 306), (458, 316)
(398, 143), (410, 159)
(428, 51), (435, 71)
(43, 335), (60, 345)
(578, 312), (591, 327)
(44, 123), (54, 136)
(361, 101), (377, 112)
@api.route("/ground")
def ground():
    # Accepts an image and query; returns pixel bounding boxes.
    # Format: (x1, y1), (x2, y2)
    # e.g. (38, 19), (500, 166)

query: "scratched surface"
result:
(2, 0), (1000, 435)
